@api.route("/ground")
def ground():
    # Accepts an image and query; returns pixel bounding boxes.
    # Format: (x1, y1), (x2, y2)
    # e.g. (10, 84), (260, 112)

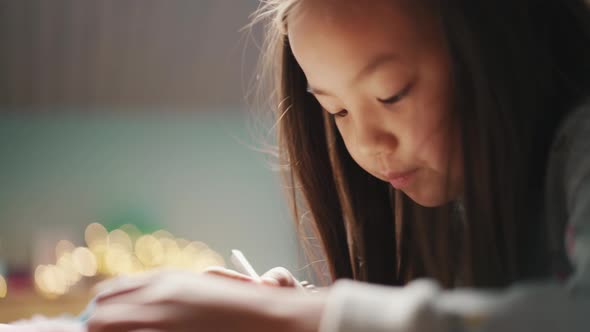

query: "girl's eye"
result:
(377, 83), (412, 105)
(332, 109), (349, 118)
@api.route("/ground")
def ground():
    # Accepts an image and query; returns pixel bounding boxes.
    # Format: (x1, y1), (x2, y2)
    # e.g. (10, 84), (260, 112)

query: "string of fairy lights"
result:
(28, 223), (225, 299)
(0, 275), (6, 299)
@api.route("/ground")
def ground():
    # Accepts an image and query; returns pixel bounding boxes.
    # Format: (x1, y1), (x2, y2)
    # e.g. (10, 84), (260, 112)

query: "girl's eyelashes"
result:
(313, 81), (412, 117)
(377, 83), (412, 105)
(322, 107), (348, 118)
(333, 109), (349, 118)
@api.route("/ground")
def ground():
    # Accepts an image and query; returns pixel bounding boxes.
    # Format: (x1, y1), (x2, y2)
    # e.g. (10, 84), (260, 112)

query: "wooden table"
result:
(0, 291), (91, 323)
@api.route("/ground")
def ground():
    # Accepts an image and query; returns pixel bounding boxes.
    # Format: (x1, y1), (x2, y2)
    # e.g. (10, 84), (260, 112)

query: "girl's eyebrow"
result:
(306, 52), (400, 97)
(353, 52), (400, 83)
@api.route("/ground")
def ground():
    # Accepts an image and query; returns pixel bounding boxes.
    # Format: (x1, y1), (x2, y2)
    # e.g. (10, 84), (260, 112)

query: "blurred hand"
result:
(204, 266), (302, 288)
(87, 270), (325, 332)
(1, 317), (84, 332)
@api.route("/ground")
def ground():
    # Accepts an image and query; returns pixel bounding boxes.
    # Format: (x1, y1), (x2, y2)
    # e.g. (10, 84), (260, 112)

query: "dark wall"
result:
(0, 0), (261, 108)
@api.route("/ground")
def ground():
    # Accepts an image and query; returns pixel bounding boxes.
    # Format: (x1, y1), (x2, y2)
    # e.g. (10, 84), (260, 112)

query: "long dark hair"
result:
(252, 0), (590, 288)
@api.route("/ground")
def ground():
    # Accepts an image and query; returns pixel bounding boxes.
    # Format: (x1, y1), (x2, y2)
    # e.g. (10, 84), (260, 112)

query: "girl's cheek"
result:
(413, 110), (452, 172)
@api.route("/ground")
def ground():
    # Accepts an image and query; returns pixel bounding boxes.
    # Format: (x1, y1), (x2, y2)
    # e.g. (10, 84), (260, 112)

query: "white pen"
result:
(230, 249), (261, 281)
(230, 249), (308, 292)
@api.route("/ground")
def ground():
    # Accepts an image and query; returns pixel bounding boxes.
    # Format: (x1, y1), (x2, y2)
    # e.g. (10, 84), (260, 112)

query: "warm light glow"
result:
(120, 224), (142, 241)
(183, 241), (208, 257)
(87, 243), (107, 274)
(176, 238), (189, 249)
(108, 229), (133, 251)
(105, 244), (136, 275)
(37, 224), (227, 297)
(0, 275), (7, 298)
(35, 265), (68, 298)
(135, 235), (164, 267)
(35, 265), (49, 294)
(57, 252), (82, 286)
(127, 256), (144, 274)
(152, 230), (173, 240)
(55, 240), (75, 261)
(85, 223), (108, 249)
(45, 265), (68, 295)
(193, 249), (225, 272)
(159, 238), (180, 266)
(72, 247), (98, 277)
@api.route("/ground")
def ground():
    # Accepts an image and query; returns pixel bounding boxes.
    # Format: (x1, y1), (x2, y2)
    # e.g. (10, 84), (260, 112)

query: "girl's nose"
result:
(351, 109), (398, 156)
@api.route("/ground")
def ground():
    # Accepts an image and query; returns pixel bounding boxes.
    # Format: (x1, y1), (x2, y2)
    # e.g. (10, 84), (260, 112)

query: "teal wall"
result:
(0, 110), (303, 277)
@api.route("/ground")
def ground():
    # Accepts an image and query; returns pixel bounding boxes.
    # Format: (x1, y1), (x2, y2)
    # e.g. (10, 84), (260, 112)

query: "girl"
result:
(87, 0), (590, 331)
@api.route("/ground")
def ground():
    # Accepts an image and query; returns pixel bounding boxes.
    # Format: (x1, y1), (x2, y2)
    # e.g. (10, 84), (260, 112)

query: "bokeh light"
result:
(33, 223), (226, 298)
(85, 223), (108, 249)
(55, 240), (75, 261)
(104, 244), (136, 276)
(0, 274), (7, 298)
(119, 224), (142, 241)
(72, 247), (98, 277)
(56, 253), (82, 286)
(152, 230), (173, 240)
(34, 265), (68, 298)
(135, 235), (164, 267)
(108, 229), (133, 251)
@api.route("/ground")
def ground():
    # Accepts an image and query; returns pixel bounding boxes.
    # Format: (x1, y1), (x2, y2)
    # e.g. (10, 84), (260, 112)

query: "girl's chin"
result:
(403, 189), (456, 208)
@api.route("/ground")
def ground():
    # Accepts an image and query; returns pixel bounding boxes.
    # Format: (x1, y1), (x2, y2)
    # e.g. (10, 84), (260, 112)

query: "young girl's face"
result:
(288, 0), (464, 207)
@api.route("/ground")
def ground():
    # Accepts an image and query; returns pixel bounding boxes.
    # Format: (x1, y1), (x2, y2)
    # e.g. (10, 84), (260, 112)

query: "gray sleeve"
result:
(318, 106), (590, 332)
(563, 105), (590, 296)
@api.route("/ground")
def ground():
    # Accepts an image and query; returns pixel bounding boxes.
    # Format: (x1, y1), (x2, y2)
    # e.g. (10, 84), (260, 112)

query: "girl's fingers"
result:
(87, 304), (170, 332)
(95, 283), (145, 304)
(261, 267), (298, 288)
(94, 276), (133, 292)
(204, 266), (258, 283)
(204, 266), (298, 289)
(94, 272), (162, 302)
(260, 276), (280, 287)
(204, 266), (298, 288)
(95, 269), (169, 294)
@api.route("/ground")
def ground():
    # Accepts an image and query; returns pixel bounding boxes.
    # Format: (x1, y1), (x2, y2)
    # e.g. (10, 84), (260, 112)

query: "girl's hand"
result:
(0, 318), (84, 332)
(87, 270), (326, 332)
(204, 266), (301, 288)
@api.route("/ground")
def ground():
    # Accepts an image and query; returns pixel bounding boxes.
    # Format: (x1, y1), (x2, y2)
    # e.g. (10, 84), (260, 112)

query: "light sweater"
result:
(319, 102), (590, 332)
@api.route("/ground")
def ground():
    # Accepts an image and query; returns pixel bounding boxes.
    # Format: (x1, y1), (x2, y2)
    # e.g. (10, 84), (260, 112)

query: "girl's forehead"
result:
(287, 0), (427, 30)
(288, 1), (432, 54)
(287, 1), (427, 80)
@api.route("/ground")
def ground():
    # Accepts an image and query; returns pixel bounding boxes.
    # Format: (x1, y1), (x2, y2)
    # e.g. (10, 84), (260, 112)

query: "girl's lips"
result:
(386, 168), (418, 189)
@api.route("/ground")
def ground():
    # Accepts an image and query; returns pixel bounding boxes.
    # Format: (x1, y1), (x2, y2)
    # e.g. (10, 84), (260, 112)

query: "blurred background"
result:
(0, 0), (310, 322)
